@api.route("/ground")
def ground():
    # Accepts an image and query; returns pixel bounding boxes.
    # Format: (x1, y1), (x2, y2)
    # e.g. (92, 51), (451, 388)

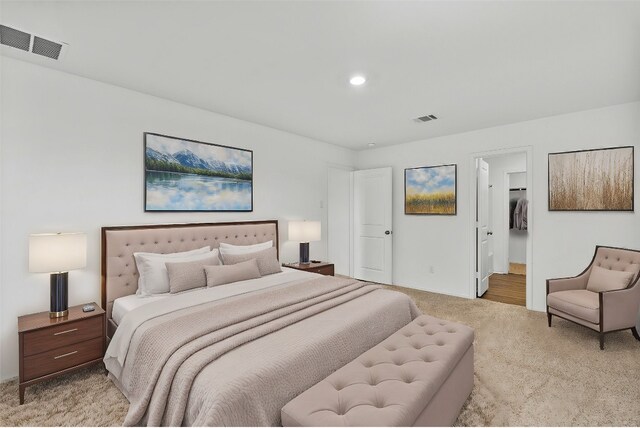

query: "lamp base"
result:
(299, 242), (310, 264)
(49, 310), (69, 319)
(50, 272), (69, 319)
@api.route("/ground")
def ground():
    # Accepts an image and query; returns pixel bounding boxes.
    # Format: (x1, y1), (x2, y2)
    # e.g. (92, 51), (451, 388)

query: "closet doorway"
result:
(471, 148), (532, 308)
(484, 169), (527, 306)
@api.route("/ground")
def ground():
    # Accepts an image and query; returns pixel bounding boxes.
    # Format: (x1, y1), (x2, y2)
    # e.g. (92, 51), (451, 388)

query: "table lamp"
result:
(288, 220), (321, 264)
(29, 232), (87, 318)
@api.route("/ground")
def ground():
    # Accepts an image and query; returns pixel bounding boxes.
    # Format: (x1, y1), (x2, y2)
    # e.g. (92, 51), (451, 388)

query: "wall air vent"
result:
(414, 114), (438, 123)
(0, 24), (65, 60)
(0, 25), (30, 51)
(32, 36), (63, 60)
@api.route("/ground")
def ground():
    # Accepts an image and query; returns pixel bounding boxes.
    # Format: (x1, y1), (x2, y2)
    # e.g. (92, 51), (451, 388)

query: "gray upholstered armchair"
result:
(546, 245), (640, 350)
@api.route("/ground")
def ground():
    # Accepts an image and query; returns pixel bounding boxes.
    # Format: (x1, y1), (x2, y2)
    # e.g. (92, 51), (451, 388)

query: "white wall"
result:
(327, 166), (352, 275)
(0, 56), (4, 378)
(356, 102), (640, 309)
(508, 172), (527, 265)
(509, 172), (527, 188)
(0, 58), (354, 380)
(485, 154), (527, 273)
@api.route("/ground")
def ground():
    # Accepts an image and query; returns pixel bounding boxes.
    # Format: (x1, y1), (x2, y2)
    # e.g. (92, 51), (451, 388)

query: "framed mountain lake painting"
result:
(405, 164), (457, 215)
(548, 146), (633, 211)
(144, 132), (253, 212)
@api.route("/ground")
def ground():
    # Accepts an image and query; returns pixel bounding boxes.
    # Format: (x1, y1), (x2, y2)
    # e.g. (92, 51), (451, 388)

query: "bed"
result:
(101, 220), (421, 426)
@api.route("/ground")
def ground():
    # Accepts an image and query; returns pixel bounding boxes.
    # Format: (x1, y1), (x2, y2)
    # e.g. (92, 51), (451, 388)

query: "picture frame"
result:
(548, 146), (634, 212)
(405, 164), (457, 215)
(144, 132), (253, 212)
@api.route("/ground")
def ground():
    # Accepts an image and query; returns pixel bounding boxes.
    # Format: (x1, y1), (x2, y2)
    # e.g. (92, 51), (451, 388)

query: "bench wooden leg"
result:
(19, 384), (25, 405)
(547, 313), (552, 327)
(632, 327), (640, 342)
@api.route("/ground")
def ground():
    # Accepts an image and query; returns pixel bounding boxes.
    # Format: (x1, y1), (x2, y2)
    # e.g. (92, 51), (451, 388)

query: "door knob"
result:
(385, 230), (392, 235)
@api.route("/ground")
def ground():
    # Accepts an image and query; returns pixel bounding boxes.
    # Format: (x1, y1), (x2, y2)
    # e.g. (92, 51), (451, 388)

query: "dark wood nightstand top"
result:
(285, 261), (334, 270)
(284, 262), (335, 276)
(18, 302), (104, 333)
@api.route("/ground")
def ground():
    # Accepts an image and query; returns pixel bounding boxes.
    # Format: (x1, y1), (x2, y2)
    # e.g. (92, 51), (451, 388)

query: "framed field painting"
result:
(405, 164), (457, 215)
(548, 146), (633, 211)
(144, 132), (253, 212)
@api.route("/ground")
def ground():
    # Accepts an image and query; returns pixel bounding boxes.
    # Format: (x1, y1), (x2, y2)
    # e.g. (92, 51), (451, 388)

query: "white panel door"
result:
(477, 158), (490, 296)
(353, 167), (392, 284)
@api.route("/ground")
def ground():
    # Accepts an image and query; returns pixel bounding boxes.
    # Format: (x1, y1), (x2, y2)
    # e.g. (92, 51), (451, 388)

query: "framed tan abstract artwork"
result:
(548, 146), (634, 211)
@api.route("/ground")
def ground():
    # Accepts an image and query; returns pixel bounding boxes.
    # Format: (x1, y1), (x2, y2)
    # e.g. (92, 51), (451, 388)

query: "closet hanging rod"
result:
(509, 187), (526, 191)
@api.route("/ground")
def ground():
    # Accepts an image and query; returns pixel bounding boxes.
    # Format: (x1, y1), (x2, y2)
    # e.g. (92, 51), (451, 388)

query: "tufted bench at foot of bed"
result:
(281, 314), (474, 427)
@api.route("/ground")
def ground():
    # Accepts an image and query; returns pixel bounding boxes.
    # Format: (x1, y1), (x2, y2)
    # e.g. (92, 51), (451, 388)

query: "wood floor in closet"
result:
(482, 272), (526, 307)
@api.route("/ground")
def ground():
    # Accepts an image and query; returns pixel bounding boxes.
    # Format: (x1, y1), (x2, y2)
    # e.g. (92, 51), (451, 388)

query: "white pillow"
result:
(218, 240), (273, 256)
(133, 246), (214, 296)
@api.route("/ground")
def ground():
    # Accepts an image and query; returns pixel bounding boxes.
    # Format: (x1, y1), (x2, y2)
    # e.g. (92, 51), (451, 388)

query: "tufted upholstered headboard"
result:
(101, 220), (279, 324)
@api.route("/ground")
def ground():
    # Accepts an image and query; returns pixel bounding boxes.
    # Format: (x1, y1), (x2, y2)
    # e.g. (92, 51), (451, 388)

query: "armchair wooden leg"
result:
(599, 333), (605, 350)
(547, 313), (552, 327)
(632, 327), (640, 342)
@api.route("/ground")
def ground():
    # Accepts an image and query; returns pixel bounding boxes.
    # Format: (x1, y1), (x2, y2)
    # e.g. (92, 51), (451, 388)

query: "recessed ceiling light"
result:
(368, 142), (376, 147)
(349, 75), (366, 86)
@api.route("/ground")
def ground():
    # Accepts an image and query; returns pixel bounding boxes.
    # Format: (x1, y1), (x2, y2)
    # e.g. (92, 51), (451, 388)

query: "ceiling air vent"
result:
(414, 114), (438, 123)
(32, 36), (63, 60)
(0, 25), (30, 51)
(0, 25), (65, 60)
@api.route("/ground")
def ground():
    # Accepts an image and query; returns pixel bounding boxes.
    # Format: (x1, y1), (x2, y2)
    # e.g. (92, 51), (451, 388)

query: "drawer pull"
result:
(54, 328), (78, 336)
(53, 351), (78, 359)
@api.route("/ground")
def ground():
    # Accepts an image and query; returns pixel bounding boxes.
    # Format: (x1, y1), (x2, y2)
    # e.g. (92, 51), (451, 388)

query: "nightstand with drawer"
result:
(285, 261), (335, 276)
(17, 302), (105, 404)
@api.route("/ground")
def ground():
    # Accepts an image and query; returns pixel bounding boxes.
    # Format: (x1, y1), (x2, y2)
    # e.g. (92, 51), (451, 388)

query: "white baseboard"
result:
(390, 283), (471, 300)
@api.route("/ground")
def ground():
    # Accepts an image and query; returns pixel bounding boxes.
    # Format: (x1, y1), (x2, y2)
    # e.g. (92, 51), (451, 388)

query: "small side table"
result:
(17, 302), (105, 404)
(284, 261), (335, 276)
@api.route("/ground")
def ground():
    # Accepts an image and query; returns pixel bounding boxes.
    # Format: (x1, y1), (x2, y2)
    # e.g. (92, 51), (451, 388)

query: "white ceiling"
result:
(2, 1), (640, 149)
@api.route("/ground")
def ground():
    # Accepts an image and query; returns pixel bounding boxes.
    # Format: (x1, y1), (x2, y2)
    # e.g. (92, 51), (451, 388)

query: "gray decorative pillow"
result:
(586, 266), (635, 292)
(221, 246), (282, 276)
(166, 255), (220, 294)
(204, 259), (262, 287)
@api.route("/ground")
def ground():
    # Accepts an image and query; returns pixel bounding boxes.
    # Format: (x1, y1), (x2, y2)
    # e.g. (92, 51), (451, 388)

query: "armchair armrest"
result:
(600, 282), (640, 332)
(547, 274), (589, 295)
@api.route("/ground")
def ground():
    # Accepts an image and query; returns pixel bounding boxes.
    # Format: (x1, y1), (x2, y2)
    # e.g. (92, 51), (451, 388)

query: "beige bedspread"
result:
(114, 275), (420, 426)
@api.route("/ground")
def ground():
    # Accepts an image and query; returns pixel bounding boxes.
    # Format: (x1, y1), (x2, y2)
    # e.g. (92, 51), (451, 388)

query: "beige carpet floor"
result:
(1, 286), (639, 426)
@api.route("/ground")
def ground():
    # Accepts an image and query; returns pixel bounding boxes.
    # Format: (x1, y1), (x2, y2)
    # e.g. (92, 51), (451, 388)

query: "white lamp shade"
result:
(288, 221), (321, 242)
(29, 233), (87, 273)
